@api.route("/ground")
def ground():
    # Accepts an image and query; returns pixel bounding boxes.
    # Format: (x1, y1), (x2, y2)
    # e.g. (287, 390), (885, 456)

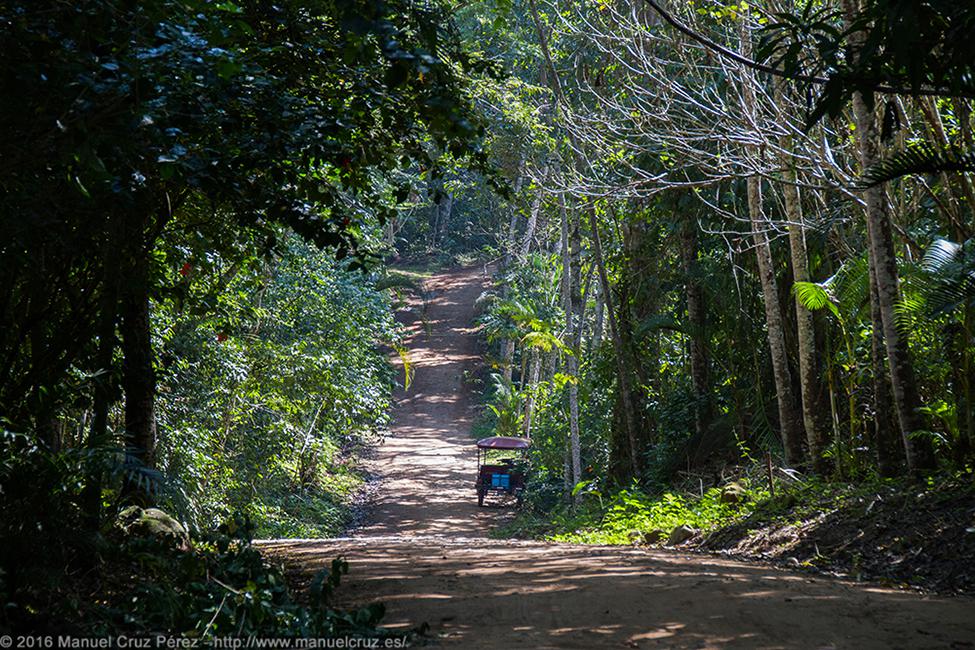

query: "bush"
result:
(0, 432), (396, 638)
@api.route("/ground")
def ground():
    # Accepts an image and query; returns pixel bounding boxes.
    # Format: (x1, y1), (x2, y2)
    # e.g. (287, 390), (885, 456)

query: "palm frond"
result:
(923, 239), (963, 272)
(635, 313), (681, 338)
(894, 294), (926, 333)
(521, 330), (565, 353)
(792, 281), (840, 319)
(824, 255), (871, 314)
(919, 238), (975, 315)
(860, 143), (975, 187)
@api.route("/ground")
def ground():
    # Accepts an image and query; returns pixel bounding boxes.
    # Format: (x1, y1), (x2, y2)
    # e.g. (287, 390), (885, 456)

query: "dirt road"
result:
(353, 265), (505, 538)
(263, 267), (975, 649)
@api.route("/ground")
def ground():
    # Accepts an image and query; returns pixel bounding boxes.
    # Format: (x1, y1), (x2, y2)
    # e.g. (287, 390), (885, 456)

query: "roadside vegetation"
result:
(3, 0), (975, 637)
(454, 0), (975, 595)
(0, 0), (484, 636)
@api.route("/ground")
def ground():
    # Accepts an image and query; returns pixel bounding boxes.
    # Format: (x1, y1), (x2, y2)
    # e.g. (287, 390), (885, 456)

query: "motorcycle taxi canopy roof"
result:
(476, 436), (530, 450)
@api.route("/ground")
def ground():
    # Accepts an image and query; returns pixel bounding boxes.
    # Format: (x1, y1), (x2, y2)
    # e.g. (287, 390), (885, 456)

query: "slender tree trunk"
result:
(918, 97), (975, 237)
(428, 179), (440, 250)
(560, 197), (582, 496)
(500, 170), (527, 384)
(519, 165), (547, 261)
(746, 177), (805, 466)
(503, 169), (526, 268)
(83, 217), (125, 523)
(918, 98), (975, 460)
(501, 339), (516, 383)
(438, 193), (452, 248)
(592, 279), (605, 353)
(680, 220), (711, 440)
(428, 179), (452, 250)
(27, 252), (59, 451)
(842, 0), (934, 474)
(787, 211), (828, 472)
(775, 88), (829, 471)
(739, 24), (805, 466)
(869, 265), (902, 475)
(530, 0), (632, 481)
(563, 435), (572, 497)
(957, 305), (974, 461)
(120, 240), (156, 474)
(523, 349), (542, 438)
(960, 101), (975, 460)
(590, 208), (641, 479)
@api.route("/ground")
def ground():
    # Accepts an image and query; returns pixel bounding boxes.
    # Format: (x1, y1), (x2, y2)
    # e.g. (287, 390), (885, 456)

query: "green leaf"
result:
(792, 281), (839, 319)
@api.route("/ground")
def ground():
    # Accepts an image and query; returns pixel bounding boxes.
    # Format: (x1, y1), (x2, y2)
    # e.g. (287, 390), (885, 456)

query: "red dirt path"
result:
(262, 267), (975, 649)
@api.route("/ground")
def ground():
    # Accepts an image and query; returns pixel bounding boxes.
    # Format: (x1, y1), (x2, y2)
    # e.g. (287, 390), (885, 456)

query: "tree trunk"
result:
(501, 339), (516, 383)
(437, 192), (453, 249)
(747, 177), (805, 466)
(28, 252), (58, 451)
(775, 101), (829, 471)
(680, 220), (711, 440)
(503, 169), (526, 269)
(519, 165), (547, 261)
(428, 179), (452, 250)
(523, 349), (542, 438)
(499, 170), (527, 384)
(560, 197), (583, 497)
(961, 102), (975, 460)
(869, 262), (903, 476)
(958, 306), (974, 461)
(81, 215), (126, 522)
(842, 0), (934, 474)
(592, 279), (605, 353)
(120, 242), (156, 474)
(739, 24), (805, 466)
(590, 208), (641, 479)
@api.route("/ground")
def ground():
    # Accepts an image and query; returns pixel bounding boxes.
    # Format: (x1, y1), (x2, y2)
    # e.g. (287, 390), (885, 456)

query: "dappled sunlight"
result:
(263, 535), (975, 649)
(261, 266), (975, 649)
(350, 265), (518, 540)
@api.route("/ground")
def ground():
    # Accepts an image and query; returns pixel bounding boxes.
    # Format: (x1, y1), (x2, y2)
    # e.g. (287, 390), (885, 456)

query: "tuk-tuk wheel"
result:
(477, 490), (485, 507)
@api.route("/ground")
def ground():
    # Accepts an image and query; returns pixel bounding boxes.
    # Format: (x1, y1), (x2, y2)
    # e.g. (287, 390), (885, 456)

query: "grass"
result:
(498, 478), (771, 545)
(378, 268), (433, 292)
(499, 470), (914, 547)
(250, 447), (367, 539)
(497, 468), (975, 593)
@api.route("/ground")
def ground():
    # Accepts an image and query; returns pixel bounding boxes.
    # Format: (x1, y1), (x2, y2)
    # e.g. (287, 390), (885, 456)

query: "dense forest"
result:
(1, 0), (974, 642)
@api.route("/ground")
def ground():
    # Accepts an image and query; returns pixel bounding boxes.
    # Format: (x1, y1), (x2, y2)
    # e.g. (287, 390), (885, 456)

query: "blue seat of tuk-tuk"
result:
(491, 473), (511, 489)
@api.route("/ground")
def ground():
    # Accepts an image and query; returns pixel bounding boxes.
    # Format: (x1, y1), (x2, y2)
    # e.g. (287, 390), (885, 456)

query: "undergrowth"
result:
(497, 463), (975, 593)
(498, 476), (770, 544)
(498, 466), (966, 547)
(0, 431), (399, 637)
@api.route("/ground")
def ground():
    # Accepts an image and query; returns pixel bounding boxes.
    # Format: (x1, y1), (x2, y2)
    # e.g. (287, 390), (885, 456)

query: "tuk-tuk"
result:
(475, 436), (530, 507)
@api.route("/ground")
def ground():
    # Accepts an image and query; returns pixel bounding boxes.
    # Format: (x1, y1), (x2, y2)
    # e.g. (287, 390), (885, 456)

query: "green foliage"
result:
(860, 143), (975, 187)
(0, 0), (492, 464)
(760, 1), (975, 125)
(920, 239), (975, 315)
(485, 374), (526, 437)
(0, 431), (397, 637)
(502, 479), (769, 546)
(90, 519), (372, 637)
(154, 237), (397, 535)
(793, 281), (840, 318)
